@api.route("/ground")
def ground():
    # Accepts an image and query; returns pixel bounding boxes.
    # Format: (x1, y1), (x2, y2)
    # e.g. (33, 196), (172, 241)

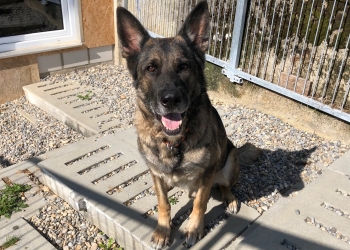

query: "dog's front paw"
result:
(223, 192), (240, 214)
(151, 226), (171, 249)
(183, 217), (204, 247)
(149, 185), (156, 195)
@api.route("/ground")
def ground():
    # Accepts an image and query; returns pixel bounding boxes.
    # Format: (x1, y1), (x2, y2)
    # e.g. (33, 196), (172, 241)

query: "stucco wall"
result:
(0, 55), (39, 104)
(81, 0), (115, 48)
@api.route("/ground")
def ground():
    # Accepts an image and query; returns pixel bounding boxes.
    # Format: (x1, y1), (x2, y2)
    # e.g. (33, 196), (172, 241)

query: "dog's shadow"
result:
(231, 146), (317, 207)
(171, 147), (317, 221)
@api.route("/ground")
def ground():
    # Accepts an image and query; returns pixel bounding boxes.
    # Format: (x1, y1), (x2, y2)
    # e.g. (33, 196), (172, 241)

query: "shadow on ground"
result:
(231, 147), (317, 207)
(23, 144), (336, 249)
(0, 155), (11, 168)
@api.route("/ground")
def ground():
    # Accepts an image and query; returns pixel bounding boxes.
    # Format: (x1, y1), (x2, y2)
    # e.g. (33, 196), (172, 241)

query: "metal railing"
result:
(127, 0), (350, 123)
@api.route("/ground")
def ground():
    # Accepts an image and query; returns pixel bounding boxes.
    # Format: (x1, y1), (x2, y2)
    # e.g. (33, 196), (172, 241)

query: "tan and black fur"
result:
(117, 1), (261, 249)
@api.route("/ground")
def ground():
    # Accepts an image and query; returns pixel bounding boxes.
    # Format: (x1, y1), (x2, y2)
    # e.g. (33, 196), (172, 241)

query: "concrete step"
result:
(37, 129), (261, 250)
(23, 80), (119, 137)
(0, 160), (56, 250)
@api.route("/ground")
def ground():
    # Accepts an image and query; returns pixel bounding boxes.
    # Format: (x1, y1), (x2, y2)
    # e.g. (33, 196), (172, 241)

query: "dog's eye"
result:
(179, 63), (189, 71)
(146, 66), (156, 73)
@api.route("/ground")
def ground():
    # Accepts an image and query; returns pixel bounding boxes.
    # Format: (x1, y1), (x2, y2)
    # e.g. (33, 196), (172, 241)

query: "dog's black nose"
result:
(160, 90), (182, 109)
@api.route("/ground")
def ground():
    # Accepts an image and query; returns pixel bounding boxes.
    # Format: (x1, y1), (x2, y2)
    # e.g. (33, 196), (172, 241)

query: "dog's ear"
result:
(117, 7), (150, 58)
(178, 1), (209, 52)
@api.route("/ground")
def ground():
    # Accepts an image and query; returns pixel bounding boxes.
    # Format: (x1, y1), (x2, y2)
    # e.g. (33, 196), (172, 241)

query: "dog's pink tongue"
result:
(161, 113), (181, 130)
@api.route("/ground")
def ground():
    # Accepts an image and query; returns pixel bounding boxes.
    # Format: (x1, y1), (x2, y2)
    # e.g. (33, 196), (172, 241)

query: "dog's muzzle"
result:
(156, 89), (187, 136)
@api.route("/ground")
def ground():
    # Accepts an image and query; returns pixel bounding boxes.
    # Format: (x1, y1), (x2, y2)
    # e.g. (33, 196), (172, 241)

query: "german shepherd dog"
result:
(117, 1), (260, 248)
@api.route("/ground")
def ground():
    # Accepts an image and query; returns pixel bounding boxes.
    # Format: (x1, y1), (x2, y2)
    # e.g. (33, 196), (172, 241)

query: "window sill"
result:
(0, 40), (83, 60)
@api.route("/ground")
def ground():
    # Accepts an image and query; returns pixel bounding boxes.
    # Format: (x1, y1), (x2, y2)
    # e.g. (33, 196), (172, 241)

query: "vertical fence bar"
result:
(218, 0), (229, 60)
(276, 0), (296, 86)
(341, 79), (350, 110)
(331, 34), (350, 105)
(294, 0), (316, 94)
(224, 0), (236, 62)
(213, 0), (222, 57)
(270, 0), (286, 83)
(240, 0), (252, 67)
(207, 0), (216, 55)
(179, 0), (184, 31)
(286, 0), (305, 90)
(122, 0), (128, 8)
(262, 0), (278, 80)
(303, 0), (326, 94)
(156, 1), (165, 34)
(248, 0), (260, 74)
(228, 0), (249, 69)
(254, 0), (270, 77)
(312, 0), (337, 98)
(321, 0), (348, 100)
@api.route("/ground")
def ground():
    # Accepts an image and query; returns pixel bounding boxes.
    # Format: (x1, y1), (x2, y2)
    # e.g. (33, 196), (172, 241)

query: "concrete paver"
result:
(37, 130), (261, 249)
(0, 161), (56, 250)
(230, 156), (350, 250)
(23, 80), (119, 137)
(329, 150), (350, 176)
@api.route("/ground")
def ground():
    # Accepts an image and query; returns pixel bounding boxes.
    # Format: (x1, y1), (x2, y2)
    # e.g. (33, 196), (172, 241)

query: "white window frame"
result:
(0, 0), (82, 59)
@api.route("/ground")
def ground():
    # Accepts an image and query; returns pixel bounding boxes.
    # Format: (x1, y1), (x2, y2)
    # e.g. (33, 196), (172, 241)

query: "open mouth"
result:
(157, 112), (185, 136)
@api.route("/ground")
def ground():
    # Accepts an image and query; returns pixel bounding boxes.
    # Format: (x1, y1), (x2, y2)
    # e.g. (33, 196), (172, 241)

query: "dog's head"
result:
(117, 1), (209, 136)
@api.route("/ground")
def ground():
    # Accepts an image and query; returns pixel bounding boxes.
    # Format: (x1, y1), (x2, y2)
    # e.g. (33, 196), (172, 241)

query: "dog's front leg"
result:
(150, 174), (171, 249)
(184, 177), (213, 247)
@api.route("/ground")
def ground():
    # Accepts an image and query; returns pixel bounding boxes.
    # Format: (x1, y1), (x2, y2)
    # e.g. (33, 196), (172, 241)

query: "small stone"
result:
(311, 217), (315, 224)
(336, 211), (343, 216)
(305, 217), (312, 223)
(90, 243), (98, 250)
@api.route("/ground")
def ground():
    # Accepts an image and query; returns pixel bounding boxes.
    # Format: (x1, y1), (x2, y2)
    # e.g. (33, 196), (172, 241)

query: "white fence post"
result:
(222, 0), (248, 83)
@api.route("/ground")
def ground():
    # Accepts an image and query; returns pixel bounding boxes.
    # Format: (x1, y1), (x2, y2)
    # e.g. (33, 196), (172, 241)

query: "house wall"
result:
(0, 0), (116, 104)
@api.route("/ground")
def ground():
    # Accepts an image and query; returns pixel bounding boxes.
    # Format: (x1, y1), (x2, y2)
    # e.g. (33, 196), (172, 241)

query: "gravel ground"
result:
(1, 63), (349, 249)
(0, 97), (85, 167)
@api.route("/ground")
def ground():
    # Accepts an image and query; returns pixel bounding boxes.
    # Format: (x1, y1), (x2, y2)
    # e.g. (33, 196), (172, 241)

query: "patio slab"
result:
(37, 129), (261, 250)
(229, 155), (350, 250)
(0, 160), (56, 250)
(23, 80), (120, 137)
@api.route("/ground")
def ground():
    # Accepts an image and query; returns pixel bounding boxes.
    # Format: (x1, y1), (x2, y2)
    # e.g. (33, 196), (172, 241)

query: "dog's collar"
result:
(162, 127), (189, 150)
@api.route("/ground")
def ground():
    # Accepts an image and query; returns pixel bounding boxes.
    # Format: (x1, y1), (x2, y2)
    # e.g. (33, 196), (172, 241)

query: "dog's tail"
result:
(236, 143), (261, 166)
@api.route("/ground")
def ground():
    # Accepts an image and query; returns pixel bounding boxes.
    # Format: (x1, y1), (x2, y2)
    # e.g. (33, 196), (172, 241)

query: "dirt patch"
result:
(208, 82), (350, 144)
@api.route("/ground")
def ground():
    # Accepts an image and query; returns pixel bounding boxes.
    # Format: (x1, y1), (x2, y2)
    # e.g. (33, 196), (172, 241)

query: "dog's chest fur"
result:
(135, 102), (225, 188)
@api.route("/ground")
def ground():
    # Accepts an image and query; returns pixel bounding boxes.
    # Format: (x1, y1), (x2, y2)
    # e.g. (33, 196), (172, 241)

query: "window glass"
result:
(0, 0), (63, 38)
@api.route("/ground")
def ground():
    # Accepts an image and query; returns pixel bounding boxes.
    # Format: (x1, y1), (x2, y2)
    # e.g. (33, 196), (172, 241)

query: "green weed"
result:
(0, 183), (31, 219)
(168, 196), (178, 205)
(77, 91), (93, 101)
(98, 237), (123, 250)
(0, 235), (21, 249)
